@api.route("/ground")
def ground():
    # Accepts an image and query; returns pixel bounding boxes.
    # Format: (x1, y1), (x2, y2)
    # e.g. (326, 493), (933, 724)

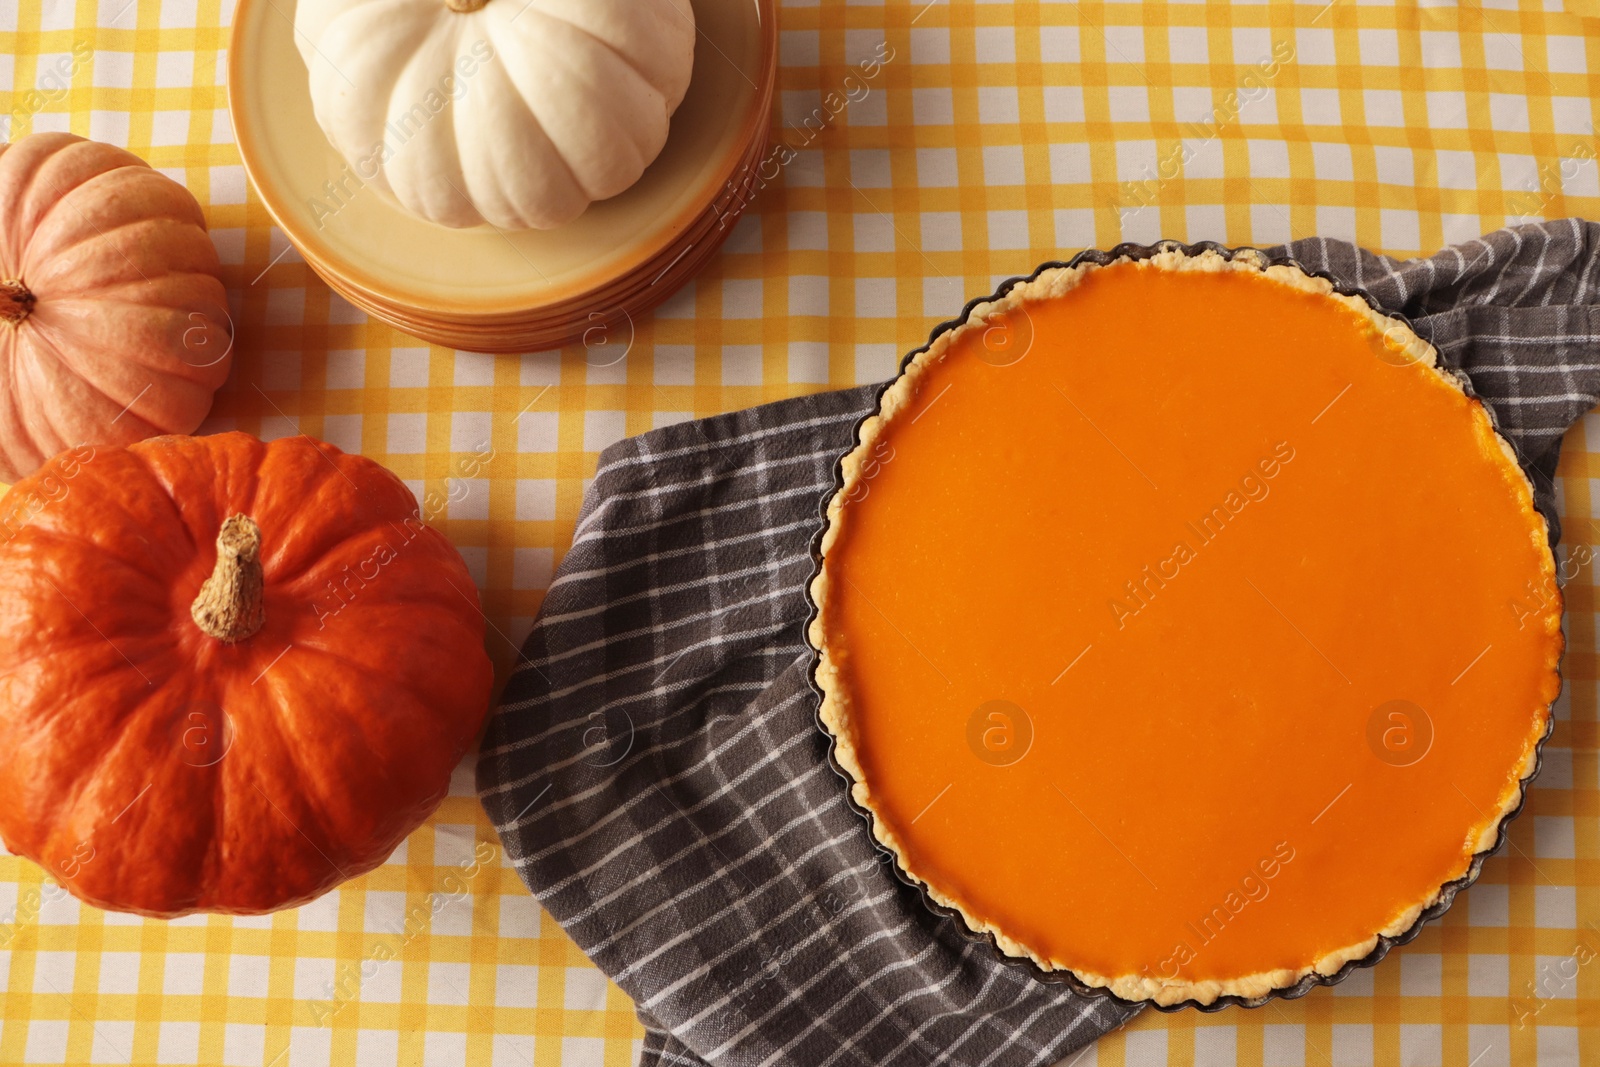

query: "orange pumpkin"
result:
(0, 133), (232, 484)
(0, 432), (493, 916)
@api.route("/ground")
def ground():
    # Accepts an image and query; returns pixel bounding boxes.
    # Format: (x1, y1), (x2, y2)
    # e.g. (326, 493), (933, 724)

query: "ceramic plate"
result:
(229, 0), (775, 340)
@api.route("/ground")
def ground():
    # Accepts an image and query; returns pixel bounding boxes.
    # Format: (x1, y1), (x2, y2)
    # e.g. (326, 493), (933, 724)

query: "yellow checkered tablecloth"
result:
(0, 0), (1597, 1063)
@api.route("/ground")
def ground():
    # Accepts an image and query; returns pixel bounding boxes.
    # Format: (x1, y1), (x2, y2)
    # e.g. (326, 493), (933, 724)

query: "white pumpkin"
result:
(293, 0), (696, 230)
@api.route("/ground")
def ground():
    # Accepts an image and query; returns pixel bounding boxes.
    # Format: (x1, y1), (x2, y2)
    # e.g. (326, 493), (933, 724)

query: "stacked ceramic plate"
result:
(228, 0), (777, 352)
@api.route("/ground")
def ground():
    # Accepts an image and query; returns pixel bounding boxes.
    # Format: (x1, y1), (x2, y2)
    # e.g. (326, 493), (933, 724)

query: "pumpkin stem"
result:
(444, 0), (489, 10)
(191, 515), (266, 643)
(0, 279), (34, 325)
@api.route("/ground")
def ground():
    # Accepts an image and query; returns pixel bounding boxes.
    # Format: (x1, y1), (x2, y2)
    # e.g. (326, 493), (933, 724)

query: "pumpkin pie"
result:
(807, 247), (1564, 1006)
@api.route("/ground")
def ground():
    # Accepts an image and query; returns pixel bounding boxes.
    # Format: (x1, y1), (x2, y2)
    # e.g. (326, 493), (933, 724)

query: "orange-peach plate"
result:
(227, 0), (775, 352)
(806, 244), (1564, 1008)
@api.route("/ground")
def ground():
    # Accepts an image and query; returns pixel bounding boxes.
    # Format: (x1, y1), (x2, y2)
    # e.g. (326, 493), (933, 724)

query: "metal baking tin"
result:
(800, 239), (1563, 1013)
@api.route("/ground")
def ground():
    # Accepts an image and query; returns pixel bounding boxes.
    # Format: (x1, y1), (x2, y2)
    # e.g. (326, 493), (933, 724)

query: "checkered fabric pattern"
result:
(476, 224), (1600, 1067)
(476, 385), (1137, 1067)
(0, 0), (1598, 1063)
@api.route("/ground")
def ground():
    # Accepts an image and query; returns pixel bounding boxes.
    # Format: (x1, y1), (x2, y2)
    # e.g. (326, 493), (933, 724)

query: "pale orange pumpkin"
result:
(0, 133), (232, 484)
(0, 432), (493, 916)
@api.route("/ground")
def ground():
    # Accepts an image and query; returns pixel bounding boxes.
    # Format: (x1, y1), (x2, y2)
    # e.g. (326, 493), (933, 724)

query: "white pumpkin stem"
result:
(0, 279), (34, 325)
(191, 515), (266, 643)
(444, 0), (489, 10)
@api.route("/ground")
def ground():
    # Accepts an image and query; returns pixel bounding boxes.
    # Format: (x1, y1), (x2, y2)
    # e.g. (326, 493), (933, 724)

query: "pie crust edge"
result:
(806, 247), (1559, 1007)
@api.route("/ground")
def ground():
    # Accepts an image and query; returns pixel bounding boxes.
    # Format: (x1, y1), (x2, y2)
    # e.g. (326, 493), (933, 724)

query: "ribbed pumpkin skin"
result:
(0, 133), (232, 483)
(0, 433), (492, 916)
(294, 0), (696, 229)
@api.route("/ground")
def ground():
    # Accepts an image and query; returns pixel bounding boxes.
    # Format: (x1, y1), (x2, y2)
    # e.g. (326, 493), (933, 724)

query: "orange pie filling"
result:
(809, 250), (1564, 1005)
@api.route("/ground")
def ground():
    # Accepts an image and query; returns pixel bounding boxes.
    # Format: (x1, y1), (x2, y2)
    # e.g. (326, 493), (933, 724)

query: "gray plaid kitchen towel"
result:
(476, 220), (1600, 1067)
